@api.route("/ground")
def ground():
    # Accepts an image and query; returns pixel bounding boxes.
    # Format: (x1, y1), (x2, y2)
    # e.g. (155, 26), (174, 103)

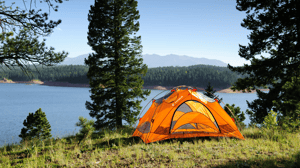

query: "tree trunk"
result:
(114, 2), (122, 129)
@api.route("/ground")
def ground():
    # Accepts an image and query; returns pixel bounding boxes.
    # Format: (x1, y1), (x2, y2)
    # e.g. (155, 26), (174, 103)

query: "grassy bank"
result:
(0, 127), (299, 168)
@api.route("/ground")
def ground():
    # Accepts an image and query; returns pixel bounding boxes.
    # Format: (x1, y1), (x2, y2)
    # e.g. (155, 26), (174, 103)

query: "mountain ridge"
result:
(59, 53), (227, 67)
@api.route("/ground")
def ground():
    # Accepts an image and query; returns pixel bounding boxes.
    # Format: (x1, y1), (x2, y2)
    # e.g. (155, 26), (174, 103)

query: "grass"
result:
(0, 127), (299, 168)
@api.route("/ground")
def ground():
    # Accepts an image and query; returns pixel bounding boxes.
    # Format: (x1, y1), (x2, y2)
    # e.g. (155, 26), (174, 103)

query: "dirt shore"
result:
(0, 80), (269, 93)
(217, 88), (269, 93)
(0, 80), (89, 88)
(143, 85), (269, 93)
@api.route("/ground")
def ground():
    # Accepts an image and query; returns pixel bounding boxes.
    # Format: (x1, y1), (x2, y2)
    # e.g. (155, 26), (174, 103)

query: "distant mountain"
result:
(143, 54), (227, 67)
(59, 53), (227, 67)
(59, 54), (90, 65)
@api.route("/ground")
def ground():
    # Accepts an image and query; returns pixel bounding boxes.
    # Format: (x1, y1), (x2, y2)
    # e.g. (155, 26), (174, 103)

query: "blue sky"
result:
(15, 0), (251, 66)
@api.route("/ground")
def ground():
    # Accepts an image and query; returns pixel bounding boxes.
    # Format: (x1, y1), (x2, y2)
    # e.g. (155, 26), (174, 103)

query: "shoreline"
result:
(142, 85), (269, 93)
(0, 80), (269, 93)
(0, 80), (90, 88)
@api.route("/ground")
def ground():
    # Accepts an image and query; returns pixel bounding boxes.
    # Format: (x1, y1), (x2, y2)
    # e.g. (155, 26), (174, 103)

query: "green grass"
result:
(0, 127), (299, 167)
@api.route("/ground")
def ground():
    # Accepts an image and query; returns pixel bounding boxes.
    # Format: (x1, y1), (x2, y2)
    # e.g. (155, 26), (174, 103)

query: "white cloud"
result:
(56, 27), (62, 31)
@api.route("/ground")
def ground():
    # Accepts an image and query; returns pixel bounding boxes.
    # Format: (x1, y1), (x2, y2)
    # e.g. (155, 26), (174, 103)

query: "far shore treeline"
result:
(0, 64), (242, 88)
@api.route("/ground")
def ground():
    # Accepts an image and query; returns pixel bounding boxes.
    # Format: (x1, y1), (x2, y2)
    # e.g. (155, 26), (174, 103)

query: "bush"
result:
(262, 110), (278, 130)
(19, 108), (52, 142)
(278, 116), (300, 133)
(260, 110), (285, 141)
(261, 109), (300, 133)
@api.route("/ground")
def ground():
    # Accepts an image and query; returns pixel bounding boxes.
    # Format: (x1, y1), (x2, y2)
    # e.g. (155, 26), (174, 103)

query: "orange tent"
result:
(132, 86), (245, 143)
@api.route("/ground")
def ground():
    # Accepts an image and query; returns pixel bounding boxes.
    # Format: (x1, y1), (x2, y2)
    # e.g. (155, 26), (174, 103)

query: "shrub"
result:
(278, 115), (300, 133)
(19, 108), (52, 142)
(262, 110), (278, 130)
(259, 110), (288, 141)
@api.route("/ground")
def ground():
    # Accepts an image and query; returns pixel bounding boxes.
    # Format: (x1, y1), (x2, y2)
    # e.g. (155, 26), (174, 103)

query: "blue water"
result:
(0, 83), (258, 146)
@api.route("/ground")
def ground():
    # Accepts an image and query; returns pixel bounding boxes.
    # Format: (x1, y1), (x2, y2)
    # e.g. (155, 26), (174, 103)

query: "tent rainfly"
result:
(132, 86), (245, 143)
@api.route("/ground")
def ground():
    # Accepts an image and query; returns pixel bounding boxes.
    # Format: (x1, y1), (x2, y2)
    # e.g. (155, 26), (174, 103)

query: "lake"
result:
(0, 83), (259, 146)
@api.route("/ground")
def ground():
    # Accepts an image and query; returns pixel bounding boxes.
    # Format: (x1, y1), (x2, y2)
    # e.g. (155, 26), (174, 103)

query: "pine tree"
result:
(19, 108), (52, 141)
(75, 116), (95, 143)
(204, 82), (222, 103)
(228, 0), (300, 124)
(85, 0), (150, 130)
(204, 82), (216, 98)
(0, 0), (68, 77)
(224, 104), (246, 129)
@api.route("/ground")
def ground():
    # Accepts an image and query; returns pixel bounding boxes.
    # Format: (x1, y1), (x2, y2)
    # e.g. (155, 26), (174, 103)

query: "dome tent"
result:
(132, 86), (245, 143)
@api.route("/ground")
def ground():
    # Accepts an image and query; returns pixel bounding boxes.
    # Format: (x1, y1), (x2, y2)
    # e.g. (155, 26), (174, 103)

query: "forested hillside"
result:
(0, 64), (241, 88)
(0, 65), (89, 84)
(143, 65), (240, 88)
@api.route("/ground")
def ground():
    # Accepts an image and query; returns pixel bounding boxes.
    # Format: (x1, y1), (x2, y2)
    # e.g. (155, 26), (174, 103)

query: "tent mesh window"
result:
(138, 121), (151, 133)
(170, 100), (219, 134)
(155, 92), (173, 104)
(193, 92), (215, 103)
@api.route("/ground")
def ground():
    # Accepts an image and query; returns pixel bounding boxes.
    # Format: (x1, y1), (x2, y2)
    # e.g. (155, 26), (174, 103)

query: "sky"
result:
(13, 0), (252, 66)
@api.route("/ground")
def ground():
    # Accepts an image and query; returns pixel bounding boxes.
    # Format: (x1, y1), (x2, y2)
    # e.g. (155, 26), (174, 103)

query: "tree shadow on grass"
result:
(243, 132), (264, 140)
(93, 136), (142, 149)
(92, 136), (232, 149)
(156, 136), (215, 144)
(214, 151), (300, 168)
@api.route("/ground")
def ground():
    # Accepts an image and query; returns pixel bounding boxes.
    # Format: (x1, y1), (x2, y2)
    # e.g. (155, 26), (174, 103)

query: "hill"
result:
(0, 127), (299, 167)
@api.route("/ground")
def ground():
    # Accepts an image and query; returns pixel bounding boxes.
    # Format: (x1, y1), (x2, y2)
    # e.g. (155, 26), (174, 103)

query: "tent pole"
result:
(131, 90), (168, 135)
(196, 87), (243, 131)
